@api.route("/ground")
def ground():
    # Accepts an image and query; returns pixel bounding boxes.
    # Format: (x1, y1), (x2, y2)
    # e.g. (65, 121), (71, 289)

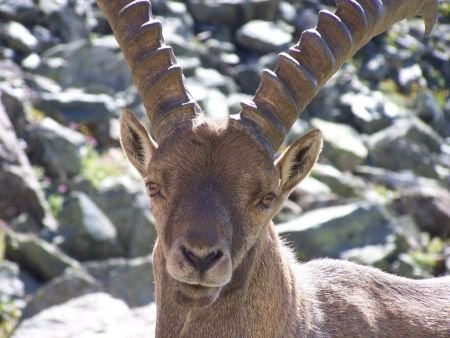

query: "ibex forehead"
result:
(147, 117), (279, 197)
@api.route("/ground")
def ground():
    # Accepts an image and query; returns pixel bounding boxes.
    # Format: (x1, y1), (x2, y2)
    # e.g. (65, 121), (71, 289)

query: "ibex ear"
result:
(119, 109), (157, 177)
(275, 129), (323, 194)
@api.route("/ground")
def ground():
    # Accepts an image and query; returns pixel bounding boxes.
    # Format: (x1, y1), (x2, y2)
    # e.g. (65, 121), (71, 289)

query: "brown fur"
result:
(119, 113), (450, 337)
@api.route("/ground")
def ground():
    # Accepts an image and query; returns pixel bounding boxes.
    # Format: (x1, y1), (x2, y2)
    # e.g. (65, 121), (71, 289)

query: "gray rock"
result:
(354, 166), (442, 191)
(414, 91), (449, 137)
(360, 54), (391, 82)
(36, 40), (132, 92)
(340, 242), (397, 269)
(392, 253), (433, 279)
(393, 185), (450, 238)
(23, 73), (61, 94)
(203, 89), (230, 120)
(310, 118), (368, 171)
(227, 93), (253, 115)
(13, 293), (157, 338)
(398, 64), (426, 91)
(2, 21), (38, 53)
(5, 229), (81, 282)
(84, 256), (154, 307)
(279, 2), (297, 25)
(27, 117), (86, 178)
(368, 118), (443, 178)
(9, 213), (41, 235)
(294, 8), (318, 32)
(194, 67), (237, 95)
(23, 255), (154, 320)
(414, 91), (443, 124)
(235, 63), (262, 94)
(277, 202), (398, 260)
(45, 5), (89, 42)
(0, 260), (24, 300)
(187, 0), (278, 28)
(0, 0), (39, 25)
(37, 0), (68, 15)
(79, 176), (156, 258)
(32, 89), (117, 124)
(339, 91), (400, 134)
(311, 163), (364, 198)
(0, 82), (28, 135)
(58, 191), (124, 261)
(236, 20), (292, 54)
(21, 268), (99, 319)
(0, 104), (56, 229)
(289, 176), (341, 214)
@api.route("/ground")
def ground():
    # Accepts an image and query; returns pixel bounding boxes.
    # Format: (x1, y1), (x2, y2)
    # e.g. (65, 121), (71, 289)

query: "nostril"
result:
(205, 250), (223, 265)
(180, 246), (223, 272)
(181, 246), (200, 267)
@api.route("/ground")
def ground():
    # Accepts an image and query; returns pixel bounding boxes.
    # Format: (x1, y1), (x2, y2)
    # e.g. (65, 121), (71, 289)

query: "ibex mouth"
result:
(173, 280), (222, 307)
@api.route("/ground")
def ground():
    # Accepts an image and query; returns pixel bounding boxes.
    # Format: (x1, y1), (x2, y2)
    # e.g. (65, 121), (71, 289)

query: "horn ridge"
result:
(96, 0), (202, 142)
(233, 0), (439, 154)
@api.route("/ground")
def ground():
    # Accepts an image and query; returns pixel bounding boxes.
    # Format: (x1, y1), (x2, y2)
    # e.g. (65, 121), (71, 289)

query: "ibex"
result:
(96, 0), (449, 336)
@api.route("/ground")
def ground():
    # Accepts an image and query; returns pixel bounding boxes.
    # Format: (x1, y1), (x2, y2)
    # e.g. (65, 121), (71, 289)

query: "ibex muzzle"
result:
(96, 0), (450, 337)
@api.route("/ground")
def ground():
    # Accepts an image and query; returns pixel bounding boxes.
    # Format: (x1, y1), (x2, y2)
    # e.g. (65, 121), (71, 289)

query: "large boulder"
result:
(187, 0), (279, 28)
(84, 256), (154, 307)
(21, 268), (99, 319)
(1, 21), (39, 53)
(236, 20), (292, 54)
(0, 260), (24, 301)
(393, 185), (450, 238)
(35, 39), (131, 93)
(338, 91), (400, 134)
(368, 118), (443, 179)
(0, 0), (39, 25)
(311, 164), (365, 198)
(13, 293), (156, 338)
(27, 117), (86, 178)
(4, 229), (81, 282)
(0, 104), (56, 228)
(277, 202), (398, 261)
(22, 256), (154, 319)
(57, 192), (124, 261)
(78, 177), (156, 258)
(32, 89), (117, 124)
(310, 118), (368, 171)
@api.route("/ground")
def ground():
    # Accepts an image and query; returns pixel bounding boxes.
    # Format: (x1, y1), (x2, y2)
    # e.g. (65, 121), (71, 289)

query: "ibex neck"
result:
(154, 223), (302, 337)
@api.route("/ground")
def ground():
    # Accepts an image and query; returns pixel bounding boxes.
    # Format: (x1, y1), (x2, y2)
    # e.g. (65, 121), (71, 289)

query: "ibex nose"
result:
(180, 246), (223, 273)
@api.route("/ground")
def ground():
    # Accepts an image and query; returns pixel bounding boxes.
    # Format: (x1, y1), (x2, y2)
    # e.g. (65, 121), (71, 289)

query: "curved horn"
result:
(230, 0), (438, 154)
(96, 0), (202, 142)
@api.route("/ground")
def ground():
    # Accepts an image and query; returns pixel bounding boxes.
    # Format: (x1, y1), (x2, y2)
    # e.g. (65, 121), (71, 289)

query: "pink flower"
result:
(57, 184), (68, 194)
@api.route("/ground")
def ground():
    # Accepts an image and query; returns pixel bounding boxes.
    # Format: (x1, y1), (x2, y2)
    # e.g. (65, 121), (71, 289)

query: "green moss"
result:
(48, 194), (64, 220)
(0, 295), (20, 338)
(0, 231), (4, 261)
(80, 146), (121, 188)
(438, 3), (450, 20)
(410, 251), (440, 269)
(25, 104), (45, 122)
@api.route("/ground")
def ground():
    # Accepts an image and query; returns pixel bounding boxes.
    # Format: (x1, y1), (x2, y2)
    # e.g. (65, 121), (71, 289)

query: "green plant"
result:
(48, 194), (64, 220)
(80, 146), (121, 188)
(0, 295), (20, 338)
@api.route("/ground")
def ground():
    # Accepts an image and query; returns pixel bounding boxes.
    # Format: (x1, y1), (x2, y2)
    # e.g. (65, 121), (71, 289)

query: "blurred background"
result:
(0, 0), (449, 336)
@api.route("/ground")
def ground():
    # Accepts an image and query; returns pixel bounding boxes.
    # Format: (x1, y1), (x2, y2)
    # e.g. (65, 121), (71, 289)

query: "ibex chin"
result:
(96, 0), (449, 336)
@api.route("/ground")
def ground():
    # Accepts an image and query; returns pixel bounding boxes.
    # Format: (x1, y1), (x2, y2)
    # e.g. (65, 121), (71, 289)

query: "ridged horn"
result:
(230, 0), (438, 154)
(95, 0), (202, 142)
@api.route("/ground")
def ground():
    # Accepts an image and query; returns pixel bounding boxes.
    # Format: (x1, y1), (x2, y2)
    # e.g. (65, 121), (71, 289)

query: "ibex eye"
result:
(260, 193), (276, 208)
(146, 182), (160, 197)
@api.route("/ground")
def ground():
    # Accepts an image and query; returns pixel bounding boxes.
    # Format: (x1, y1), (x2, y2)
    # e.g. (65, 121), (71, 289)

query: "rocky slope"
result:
(0, 0), (449, 336)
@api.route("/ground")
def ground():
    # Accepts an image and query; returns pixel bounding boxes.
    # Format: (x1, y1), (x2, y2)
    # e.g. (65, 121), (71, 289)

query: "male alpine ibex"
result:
(96, 0), (449, 336)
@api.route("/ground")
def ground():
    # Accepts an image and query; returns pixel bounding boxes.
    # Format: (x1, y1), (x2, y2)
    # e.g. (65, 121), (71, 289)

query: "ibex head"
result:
(96, 0), (437, 308)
